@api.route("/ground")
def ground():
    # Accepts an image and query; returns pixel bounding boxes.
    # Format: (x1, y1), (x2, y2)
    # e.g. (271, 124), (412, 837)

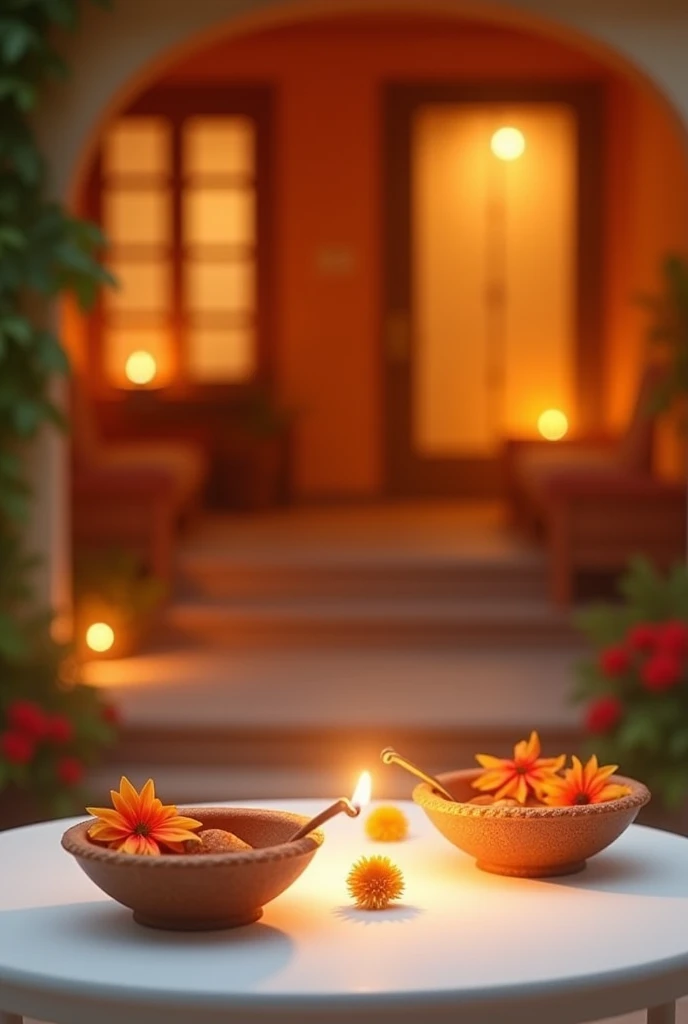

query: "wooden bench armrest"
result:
(73, 465), (177, 500)
(543, 472), (684, 501)
(503, 434), (616, 455)
(543, 473), (685, 607)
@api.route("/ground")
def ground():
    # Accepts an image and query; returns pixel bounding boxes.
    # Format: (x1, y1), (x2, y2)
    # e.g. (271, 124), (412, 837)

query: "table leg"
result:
(648, 1004), (676, 1024)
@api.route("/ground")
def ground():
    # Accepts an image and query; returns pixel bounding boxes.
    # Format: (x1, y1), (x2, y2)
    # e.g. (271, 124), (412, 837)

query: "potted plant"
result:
(573, 557), (688, 830)
(73, 548), (167, 660)
(222, 388), (294, 511)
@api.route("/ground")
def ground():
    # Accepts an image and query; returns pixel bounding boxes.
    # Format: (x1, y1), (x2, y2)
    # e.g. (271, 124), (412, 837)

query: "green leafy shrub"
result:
(638, 253), (688, 413)
(574, 557), (688, 809)
(74, 549), (167, 658)
(0, 0), (116, 817)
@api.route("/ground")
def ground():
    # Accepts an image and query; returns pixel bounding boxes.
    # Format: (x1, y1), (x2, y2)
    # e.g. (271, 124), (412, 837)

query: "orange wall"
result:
(145, 17), (688, 495)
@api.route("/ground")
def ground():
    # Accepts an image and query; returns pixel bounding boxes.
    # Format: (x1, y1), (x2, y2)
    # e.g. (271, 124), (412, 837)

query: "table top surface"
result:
(1, 800), (688, 1023)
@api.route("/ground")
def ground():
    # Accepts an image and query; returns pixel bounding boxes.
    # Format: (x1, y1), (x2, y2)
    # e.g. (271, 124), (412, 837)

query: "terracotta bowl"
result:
(61, 807), (323, 930)
(413, 768), (650, 878)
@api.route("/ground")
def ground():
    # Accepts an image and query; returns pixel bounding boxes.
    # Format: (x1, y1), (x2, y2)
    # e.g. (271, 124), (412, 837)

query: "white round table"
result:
(0, 800), (686, 1024)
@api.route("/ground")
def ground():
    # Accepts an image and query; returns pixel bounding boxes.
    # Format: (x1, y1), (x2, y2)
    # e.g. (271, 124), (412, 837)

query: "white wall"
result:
(28, 0), (688, 607)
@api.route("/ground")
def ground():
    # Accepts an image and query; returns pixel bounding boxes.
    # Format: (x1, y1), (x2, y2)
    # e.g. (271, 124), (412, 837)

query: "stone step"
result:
(95, 721), (584, 805)
(176, 555), (548, 602)
(87, 642), (585, 802)
(105, 720), (582, 775)
(160, 595), (578, 648)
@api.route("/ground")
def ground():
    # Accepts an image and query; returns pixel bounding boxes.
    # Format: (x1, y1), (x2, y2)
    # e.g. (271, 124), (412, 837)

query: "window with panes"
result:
(89, 87), (272, 391)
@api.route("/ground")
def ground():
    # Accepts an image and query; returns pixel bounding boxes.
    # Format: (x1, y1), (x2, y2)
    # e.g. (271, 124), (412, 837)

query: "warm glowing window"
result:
(96, 97), (266, 389)
(182, 116), (257, 382)
(101, 117), (173, 387)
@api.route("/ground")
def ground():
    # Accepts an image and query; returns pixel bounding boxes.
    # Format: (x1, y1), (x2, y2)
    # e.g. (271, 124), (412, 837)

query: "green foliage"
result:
(638, 253), (688, 413)
(574, 557), (688, 810)
(236, 387), (295, 439)
(0, 0), (116, 816)
(75, 548), (167, 624)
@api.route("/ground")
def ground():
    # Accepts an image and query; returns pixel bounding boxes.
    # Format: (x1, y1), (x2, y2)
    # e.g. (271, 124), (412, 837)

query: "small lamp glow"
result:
(125, 350), (157, 386)
(86, 622), (115, 653)
(351, 771), (372, 810)
(288, 771), (373, 842)
(491, 126), (525, 161)
(538, 408), (569, 441)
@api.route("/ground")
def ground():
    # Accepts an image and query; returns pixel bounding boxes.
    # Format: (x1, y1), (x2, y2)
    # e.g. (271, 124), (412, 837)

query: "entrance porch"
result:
(84, 501), (585, 803)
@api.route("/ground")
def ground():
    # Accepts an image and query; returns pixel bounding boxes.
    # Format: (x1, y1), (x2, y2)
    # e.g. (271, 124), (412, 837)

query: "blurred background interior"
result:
(33, 8), (688, 810)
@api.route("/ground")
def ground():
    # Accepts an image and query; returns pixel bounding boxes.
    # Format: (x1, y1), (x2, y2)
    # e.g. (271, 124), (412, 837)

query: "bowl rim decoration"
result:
(412, 767), (651, 818)
(61, 806), (323, 866)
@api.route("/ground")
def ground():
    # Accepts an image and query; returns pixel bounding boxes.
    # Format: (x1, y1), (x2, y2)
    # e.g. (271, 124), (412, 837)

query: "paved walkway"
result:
(84, 645), (582, 730)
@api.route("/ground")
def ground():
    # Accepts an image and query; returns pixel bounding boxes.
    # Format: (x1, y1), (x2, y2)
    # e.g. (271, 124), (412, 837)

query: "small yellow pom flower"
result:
(346, 855), (405, 910)
(365, 805), (409, 842)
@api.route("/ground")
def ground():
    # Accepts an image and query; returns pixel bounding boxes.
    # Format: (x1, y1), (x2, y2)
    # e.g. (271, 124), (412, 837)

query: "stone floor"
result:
(85, 642), (585, 802)
(177, 500), (544, 565)
(82, 501), (591, 803)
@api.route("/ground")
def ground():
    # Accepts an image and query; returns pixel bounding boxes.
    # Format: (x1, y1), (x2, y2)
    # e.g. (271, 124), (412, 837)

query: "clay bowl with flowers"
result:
(61, 778), (323, 931)
(413, 733), (650, 878)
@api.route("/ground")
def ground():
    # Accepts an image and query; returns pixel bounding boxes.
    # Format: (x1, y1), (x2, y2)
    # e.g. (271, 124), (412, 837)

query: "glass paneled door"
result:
(383, 83), (604, 496)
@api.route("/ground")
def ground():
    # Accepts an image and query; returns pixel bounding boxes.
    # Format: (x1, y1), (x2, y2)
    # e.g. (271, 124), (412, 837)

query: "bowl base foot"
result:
(476, 860), (586, 878)
(133, 907), (264, 931)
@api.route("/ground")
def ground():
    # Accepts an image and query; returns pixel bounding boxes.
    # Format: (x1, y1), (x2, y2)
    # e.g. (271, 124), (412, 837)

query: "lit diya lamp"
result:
(289, 771), (373, 841)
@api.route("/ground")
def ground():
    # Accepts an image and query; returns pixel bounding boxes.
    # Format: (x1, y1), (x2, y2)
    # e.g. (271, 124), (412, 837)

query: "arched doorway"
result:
(31, 0), (688, 612)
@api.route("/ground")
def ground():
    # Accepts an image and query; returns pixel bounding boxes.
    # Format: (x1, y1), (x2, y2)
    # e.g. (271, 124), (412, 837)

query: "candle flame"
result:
(351, 771), (372, 809)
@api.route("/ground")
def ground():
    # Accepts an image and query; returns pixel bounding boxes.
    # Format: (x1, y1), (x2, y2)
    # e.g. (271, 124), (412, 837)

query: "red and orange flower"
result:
(540, 755), (631, 807)
(87, 776), (202, 856)
(472, 731), (565, 804)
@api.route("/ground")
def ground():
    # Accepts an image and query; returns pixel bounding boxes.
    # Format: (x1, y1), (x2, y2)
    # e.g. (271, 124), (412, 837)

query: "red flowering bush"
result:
(0, 631), (118, 819)
(574, 558), (688, 809)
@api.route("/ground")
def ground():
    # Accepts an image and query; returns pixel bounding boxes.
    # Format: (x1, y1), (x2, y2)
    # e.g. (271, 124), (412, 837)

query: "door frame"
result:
(382, 80), (605, 497)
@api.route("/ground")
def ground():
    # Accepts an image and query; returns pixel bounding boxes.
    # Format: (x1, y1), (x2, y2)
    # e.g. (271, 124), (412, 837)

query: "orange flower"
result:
(540, 755), (632, 806)
(365, 805), (409, 842)
(347, 855), (405, 910)
(86, 776), (202, 856)
(473, 731), (565, 804)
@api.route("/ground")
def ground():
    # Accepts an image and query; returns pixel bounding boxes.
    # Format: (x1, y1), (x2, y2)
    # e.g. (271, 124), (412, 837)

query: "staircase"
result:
(164, 543), (577, 650)
(89, 505), (586, 804)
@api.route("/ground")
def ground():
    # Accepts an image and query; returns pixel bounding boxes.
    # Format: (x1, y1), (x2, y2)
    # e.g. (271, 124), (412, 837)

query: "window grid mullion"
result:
(171, 116), (185, 383)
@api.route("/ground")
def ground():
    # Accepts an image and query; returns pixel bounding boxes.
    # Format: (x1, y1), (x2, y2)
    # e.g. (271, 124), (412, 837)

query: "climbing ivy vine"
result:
(0, 0), (116, 814)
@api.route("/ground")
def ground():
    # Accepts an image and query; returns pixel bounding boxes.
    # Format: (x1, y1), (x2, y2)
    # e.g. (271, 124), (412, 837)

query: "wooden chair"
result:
(503, 364), (686, 605)
(70, 379), (208, 583)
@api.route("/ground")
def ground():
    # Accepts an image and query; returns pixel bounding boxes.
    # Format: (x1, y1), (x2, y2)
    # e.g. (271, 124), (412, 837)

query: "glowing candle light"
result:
(125, 350), (157, 386)
(538, 408), (569, 441)
(351, 770), (372, 809)
(289, 772), (372, 842)
(86, 622), (115, 653)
